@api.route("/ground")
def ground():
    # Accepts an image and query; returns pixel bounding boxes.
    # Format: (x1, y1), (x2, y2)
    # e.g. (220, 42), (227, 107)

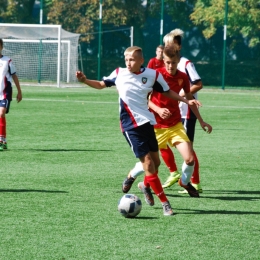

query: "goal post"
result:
(0, 23), (80, 87)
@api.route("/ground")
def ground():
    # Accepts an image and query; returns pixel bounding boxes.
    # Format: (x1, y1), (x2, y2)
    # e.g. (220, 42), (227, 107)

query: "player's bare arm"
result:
(185, 92), (212, 134)
(163, 89), (201, 107)
(148, 100), (171, 119)
(12, 74), (22, 103)
(76, 71), (106, 89)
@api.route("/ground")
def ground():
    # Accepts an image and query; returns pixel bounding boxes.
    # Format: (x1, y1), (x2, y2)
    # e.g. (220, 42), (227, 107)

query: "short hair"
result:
(0, 38), (3, 47)
(124, 46), (143, 58)
(163, 44), (180, 59)
(163, 28), (184, 46)
(157, 45), (164, 50)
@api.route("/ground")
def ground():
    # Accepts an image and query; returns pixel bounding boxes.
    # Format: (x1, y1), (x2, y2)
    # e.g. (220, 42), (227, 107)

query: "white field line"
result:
(23, 98), (260, 109)
(23, 98), (117, 104)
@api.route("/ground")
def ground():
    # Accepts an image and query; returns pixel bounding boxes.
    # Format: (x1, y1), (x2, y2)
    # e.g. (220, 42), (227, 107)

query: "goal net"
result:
(0, 23), (80, 87)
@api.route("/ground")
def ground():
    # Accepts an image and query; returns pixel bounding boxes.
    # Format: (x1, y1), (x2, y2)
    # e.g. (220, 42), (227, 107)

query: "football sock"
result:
(181, 162), (194, 185)
(160, 145), (178, 172)
(129, 162), (144, 179)
(146, 173), (167, 203)
(0, 117), (6, 140)
(191, 151), (200, 184)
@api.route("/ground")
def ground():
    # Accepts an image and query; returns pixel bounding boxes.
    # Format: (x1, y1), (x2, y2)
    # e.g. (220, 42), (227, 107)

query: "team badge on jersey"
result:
(142, 77), (147, 84)
(178, 79), (183, 86)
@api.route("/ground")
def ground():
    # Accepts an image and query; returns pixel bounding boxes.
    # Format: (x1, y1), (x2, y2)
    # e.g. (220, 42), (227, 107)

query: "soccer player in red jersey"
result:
(147, 45), (165, 70)
(0, 38), (22, 151)
(161, 29), (205, 193)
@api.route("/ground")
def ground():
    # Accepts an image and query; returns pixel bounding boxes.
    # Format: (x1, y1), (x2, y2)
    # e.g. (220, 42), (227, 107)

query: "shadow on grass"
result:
(165, 190), (260, 201)
(176, 208), (260, 215)
(33, 149), (112, 152)
(0, 189), (68, 193)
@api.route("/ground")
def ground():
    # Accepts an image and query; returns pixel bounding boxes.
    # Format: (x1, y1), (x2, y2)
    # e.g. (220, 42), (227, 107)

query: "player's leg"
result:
(181, 118), (203, 193)
(123, 123), (173, 215)
(167, 122), (199, 197)
(160, 145), (181, 188)
(0, 102), (8, 151)
(139, 151), (174, 215)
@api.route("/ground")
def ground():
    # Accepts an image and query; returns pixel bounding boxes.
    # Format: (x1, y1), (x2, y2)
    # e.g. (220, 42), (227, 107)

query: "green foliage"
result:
(191, 0), (260, 47)
(0, 0), (36, 23)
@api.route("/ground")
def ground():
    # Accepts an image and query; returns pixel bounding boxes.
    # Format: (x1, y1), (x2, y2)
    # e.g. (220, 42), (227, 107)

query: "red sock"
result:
(146, 173), (168, 203)
(160, 145), (177, 172)
(143, 175), (150, 188)
(0, 117), (6, 139)
(191, 151), (200, 184)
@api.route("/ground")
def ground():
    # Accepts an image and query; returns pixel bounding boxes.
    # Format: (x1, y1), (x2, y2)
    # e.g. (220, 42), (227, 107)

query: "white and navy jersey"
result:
(102, 67), (170, 132)
(178, 57), (201, 119)
(0, 55), (16, 100)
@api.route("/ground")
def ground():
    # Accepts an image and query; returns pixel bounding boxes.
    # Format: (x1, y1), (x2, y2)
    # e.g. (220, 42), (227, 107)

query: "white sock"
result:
(181, 162), (194, 185)
(129, 162), (144, 179)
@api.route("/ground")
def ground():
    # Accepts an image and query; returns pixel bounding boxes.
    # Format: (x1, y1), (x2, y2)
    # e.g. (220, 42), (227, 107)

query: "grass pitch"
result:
(1, 86), (260, 260)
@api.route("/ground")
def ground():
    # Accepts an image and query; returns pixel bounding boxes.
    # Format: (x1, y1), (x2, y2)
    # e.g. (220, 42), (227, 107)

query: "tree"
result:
(190, 0), (260, 48)
(0, 0), (37, 23)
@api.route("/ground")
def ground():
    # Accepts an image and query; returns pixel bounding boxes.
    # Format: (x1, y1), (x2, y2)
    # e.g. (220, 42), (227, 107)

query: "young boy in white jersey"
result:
(76, 46), (201, 216)
(122, 44), (212, 198)
(0, 38), (22, 151)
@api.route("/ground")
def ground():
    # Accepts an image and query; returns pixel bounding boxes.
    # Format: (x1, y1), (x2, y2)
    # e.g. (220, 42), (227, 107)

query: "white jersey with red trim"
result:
(0, 55), (16, 100)
(178, 56), (201, 119)
(102, 67), (170, 132)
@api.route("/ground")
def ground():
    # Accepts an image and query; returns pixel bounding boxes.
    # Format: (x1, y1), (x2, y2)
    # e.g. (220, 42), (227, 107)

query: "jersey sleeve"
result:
(185, 61), (201, 84)
(152, 71), (170, 93)
(182, 73), (191, 94)
(102, 68), (119, 87)
(8, 59), (17, 75)
(147, 59), (154, 69)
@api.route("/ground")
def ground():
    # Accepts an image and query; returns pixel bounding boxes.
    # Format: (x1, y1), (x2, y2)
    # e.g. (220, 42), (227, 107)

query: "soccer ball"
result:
(118, 194), (142, 218)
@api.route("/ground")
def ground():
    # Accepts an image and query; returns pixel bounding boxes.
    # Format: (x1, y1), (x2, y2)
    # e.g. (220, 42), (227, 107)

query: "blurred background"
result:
(0, 0), (259, 88)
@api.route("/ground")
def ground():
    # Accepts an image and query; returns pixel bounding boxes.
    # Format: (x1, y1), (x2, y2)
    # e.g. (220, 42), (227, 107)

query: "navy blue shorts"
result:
(182, 118), (197, 142)
(123, 122), (159, 158)
(0, 99), (11, 114)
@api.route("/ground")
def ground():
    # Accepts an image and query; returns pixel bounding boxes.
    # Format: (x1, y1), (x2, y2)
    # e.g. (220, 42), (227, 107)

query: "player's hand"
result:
(16, 91), (22, 103)
(187, 99), (202, 108)
(76, 71), (87, 83)
(156, 107), (172, 119)
(200, 121), (213, 134)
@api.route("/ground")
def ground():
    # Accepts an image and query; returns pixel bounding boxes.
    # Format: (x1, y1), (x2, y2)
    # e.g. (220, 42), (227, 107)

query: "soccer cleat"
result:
(162, 201), (174, 216)
(178, 179), (200, 197)
(0, 142), (3, 151)
(122, 176), (136, 193)
(162, 171), (181, 188)
(178, 182), (203, 194)
(3, 142), (7, 150)
(138, 182), (154, 206)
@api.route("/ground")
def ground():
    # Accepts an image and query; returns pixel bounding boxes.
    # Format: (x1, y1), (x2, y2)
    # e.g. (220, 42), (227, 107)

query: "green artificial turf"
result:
(0, 86), (259, 260)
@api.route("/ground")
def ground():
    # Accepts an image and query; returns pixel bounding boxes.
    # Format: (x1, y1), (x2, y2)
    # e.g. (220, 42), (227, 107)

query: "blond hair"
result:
(163, 29), (184, 46)
(124, 46), (143, 58)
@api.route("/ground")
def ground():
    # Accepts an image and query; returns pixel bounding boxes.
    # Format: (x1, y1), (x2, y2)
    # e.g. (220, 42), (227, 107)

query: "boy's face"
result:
(156, 48), (163, 60)
(163, 54), (180, 75)
(125, 52), (144, 73)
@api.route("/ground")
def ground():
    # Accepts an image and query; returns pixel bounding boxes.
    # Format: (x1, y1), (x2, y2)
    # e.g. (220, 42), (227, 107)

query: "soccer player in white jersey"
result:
(76, 46), (201, 216)
(0, 38), (22, 151)
(160, 29), (205, 193)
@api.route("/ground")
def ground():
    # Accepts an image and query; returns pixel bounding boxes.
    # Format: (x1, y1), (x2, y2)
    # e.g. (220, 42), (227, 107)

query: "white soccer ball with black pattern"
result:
(118, 194), (142, 218)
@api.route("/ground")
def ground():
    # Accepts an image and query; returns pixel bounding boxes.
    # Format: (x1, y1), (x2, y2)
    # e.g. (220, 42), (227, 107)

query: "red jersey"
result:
(147, 57), (164, 70)
(150, 67), (190, 128)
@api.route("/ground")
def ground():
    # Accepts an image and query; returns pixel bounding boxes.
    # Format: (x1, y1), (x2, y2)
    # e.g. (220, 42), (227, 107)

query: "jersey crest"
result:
(142, 77), (147, 84)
